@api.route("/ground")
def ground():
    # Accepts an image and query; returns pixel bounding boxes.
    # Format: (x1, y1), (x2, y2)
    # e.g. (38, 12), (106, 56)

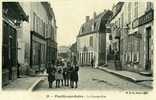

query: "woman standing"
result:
(55, 65), (64, 88)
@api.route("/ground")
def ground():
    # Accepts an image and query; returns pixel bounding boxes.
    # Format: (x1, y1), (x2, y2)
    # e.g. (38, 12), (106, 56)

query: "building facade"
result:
(2, 2), (28, 86)
(109, 2), (154, 73)
(2, 2), (57, 87)
(20, 2), (57, 72)
(77, 11), (112, 67)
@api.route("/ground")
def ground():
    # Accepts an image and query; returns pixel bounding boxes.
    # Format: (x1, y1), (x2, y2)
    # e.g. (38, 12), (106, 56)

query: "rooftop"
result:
(78, 10), (112, 37)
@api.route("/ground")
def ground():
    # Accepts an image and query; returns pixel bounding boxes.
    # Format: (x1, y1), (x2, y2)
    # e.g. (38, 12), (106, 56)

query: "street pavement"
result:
(3, 76), (40, 91)
(34, 66), (152, 91)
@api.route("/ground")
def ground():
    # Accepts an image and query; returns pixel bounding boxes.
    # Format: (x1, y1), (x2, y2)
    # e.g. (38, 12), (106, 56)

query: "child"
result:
(70, 65), (79, 88)
(55, 66), (63, 88)
(47, 63), (56, 88)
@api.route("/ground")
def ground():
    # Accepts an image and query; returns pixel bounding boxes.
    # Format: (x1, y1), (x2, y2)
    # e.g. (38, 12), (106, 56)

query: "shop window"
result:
(134, 2), (138, 18)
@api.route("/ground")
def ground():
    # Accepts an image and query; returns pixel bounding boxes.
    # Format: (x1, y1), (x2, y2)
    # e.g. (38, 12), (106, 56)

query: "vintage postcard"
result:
(0, 0), (155, 100)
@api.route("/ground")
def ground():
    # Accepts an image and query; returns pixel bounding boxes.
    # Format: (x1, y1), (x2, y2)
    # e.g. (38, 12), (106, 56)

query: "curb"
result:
(28, 77), (46, 91)
(97, 67), (150, 82)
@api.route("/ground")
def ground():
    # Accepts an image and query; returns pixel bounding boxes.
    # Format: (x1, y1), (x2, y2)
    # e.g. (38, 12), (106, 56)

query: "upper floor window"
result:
(134, 2), (138, 18)
(121, 13), (124, 28)
(33, 12), (36, 31)
(118, 18), (120, 28)
(147, 2), (153, 11)
(81, 26), (84, 33)
(89, 36), (93, 47)
(128, 3), (131, 23)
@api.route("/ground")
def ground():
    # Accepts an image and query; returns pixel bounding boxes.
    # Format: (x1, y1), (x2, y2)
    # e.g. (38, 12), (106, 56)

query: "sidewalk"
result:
(98, 66), (153, 88)
(3, 75), (46, 91)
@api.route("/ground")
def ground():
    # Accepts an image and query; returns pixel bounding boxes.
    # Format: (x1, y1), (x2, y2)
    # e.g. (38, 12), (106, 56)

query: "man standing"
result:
(47, 61), (56, 88)
(91, 58), (94, 68)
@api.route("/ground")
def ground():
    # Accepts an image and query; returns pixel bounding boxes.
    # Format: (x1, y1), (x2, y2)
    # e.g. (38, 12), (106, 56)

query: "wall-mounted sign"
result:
(132, 9), (153, 29)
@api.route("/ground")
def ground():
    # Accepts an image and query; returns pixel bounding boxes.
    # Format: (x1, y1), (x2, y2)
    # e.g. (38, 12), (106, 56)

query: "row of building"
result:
(77, 2), (153, 74)
(2, 2), (57, 86)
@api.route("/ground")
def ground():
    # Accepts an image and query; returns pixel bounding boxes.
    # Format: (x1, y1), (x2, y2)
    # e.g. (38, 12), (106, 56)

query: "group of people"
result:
(47, 60), (79, 89)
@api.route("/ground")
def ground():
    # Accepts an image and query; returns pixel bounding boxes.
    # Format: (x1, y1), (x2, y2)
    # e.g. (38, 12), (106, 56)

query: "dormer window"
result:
(92, 22), (96, 31)
(92, 24), (94, 31)
(81, 26), (84, 33)
(146, 2), (153, 11)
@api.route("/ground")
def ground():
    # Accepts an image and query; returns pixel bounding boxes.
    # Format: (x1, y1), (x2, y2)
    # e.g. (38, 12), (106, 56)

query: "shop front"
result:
(129, 9), (154, 73)
(2, 2), (28, 86)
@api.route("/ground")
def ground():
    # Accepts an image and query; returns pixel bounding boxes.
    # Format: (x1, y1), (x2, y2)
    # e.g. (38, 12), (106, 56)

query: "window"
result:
(147, 2), (153, 11)
(89, 36), (93, 47)
(43, 22), (46, 36)
(41, 44), (46, 64)
(121, 13), (124, 28)
(134, 2), (138, 18)
(81, 27), (84, 33)
(33, 12), (36, 31)
(118, 18), (120, 28)
(128, 3), (131, 23)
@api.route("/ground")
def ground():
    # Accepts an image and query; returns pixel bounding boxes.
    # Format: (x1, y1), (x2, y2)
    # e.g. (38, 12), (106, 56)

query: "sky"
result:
(51, 0), (117, 46)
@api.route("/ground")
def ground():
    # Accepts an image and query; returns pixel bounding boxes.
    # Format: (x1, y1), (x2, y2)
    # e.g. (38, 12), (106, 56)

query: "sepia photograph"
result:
(1, 0), (154, 93)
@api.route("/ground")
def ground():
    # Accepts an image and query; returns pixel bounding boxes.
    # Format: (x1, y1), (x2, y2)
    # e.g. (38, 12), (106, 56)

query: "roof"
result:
(110, 2), (124, 20)
(78, 10), (112, 37)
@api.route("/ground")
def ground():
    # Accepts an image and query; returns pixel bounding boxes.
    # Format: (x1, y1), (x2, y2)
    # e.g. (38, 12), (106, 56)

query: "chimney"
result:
(93, 12), (96, 19)
(85, 16), (90, 22)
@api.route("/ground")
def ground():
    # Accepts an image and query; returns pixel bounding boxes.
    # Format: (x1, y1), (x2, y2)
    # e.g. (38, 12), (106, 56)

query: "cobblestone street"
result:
(34, 67), (152, 91)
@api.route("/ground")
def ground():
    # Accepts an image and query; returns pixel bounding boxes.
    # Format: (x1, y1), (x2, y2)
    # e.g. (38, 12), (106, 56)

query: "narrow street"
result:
(2, 1), (154, 94)
(34, 67), (151, 91)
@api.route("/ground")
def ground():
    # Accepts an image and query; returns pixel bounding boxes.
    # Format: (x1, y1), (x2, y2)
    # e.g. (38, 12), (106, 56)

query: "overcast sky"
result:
(51, 0), (116, 46)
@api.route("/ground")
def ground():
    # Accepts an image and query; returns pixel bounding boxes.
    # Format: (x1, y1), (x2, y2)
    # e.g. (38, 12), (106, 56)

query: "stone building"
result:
(2, 2), (57, 86)
(2, 2), (28, 86)
(109, 2), (154, 74)
(77, 10), (112, 67)
(19, 2), (57, 73)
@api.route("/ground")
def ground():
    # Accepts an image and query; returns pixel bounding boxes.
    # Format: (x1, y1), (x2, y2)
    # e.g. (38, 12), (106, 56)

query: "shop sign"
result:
(132, 9), (153, 29)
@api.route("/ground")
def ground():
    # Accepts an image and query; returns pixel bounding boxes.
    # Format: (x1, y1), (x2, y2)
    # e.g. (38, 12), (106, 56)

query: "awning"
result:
(3, 2), (28, 21)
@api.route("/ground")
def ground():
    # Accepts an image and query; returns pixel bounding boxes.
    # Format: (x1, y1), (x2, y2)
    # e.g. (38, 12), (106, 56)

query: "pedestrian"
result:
(66, 61), (72, 86)
(91, 57), (94, 68)
(70, 65), (79, 88)
(47, 62), (56, 88)
(55, 65), (64, 88)
(63, 62), (68, 86)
